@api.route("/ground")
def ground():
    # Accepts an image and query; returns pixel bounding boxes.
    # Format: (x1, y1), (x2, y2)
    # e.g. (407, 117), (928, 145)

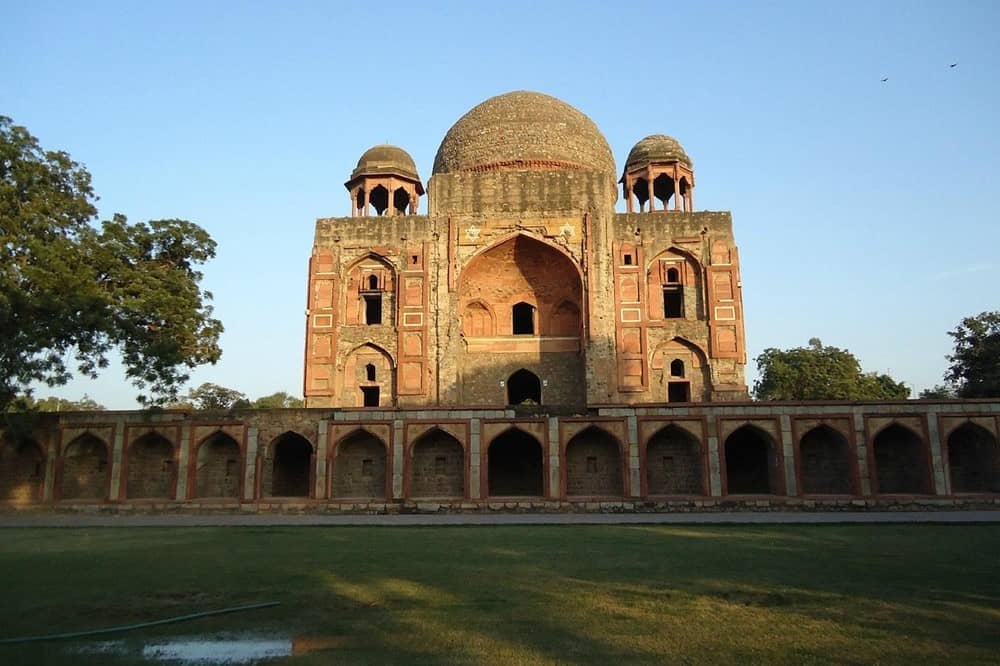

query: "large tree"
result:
(944, 311), (1000, 398)
(753, 338), (910, 401)
(251, 391), (304, 409)
(0, 116), (223, 409)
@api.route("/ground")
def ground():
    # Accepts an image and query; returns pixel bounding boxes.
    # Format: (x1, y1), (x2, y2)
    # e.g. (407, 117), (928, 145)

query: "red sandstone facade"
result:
(304, 92), (746, 410)
(2, 92), (997, 512)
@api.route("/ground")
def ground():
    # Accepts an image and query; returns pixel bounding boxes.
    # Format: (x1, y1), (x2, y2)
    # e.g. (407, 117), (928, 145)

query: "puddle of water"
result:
(143, 638), (292, 663)
(72, 634), (343, 664)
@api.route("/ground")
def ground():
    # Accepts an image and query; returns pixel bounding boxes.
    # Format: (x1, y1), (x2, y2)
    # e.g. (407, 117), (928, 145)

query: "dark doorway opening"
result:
(725, 426), (777, 494)
(873, 424), (929, 494)
(947, 423), (999, 493)
(512, 302), (534, 334)
(364, 294), (382, 325)
(799, 426), (853, 494)
(668, 382), (690, 403)
(361, 386), (380, 407)
(507, 369), (541, 405)
(271, 434), (312, 497)
(663, 288), (683, 318)
(488, 430), (543, 496)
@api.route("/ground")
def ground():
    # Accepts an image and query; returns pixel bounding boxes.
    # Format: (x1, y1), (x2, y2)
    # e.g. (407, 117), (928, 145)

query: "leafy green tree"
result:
(6, 394), (105, 412)
(944, 311), (1000, 398)
(918, 384), (958, 400)
(753, 338), (910, 400)
(0, 116), (223, 410)
(251, 391), (304, 409)
(179, 383), (248, 410)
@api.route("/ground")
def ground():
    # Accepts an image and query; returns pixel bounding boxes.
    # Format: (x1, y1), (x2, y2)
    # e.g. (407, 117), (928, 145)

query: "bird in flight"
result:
(881, 77), (889, 82)
(949, 63), (958, 68)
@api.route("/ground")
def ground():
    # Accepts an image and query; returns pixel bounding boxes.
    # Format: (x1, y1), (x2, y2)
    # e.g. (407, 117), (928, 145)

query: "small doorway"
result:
(668, 382), (690, 403)
(507, 369), (541, 405)
(361, 386), (380, 407)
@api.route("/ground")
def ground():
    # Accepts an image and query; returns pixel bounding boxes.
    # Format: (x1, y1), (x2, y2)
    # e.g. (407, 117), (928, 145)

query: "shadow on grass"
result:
(2, 525), (999, 664)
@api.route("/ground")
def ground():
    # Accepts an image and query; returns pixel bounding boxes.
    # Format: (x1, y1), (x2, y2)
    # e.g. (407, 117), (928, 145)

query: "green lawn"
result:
(1, 525), (999, 664)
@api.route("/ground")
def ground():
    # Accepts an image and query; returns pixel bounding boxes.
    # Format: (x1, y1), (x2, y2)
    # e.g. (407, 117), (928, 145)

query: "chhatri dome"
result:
(432, 91), (616, 176)
(349, 144), (421, 182)
(624, 134), (692, 170)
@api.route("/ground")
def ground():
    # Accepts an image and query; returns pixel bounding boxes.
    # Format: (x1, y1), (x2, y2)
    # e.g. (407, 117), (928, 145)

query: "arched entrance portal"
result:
(60, 434), (108, 500)
(266, 433), (313, 498)
(724, 425), (780, 495)
(0, 438), (44, 502)
(194, 433), (241, 499)
(126, 433), (176, 499)
(409, 430), (464, 498)
(566, 427), (624, 497)
(799, 426), (853, 494)
(645, 425), (703, 495)
(332, 431), (387, 499)
(947, 423), (998, 493)
(487, 429), (544, 497)
(872, 424), (929, 494)
(507, 369), (541, 405)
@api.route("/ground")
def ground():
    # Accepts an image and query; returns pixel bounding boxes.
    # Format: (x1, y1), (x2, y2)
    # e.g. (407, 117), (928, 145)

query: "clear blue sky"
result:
(3, 1), (998, 407)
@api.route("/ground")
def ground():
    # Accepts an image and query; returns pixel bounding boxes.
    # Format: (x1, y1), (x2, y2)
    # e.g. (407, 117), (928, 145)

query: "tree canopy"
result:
(0, 116), (223, 410)
(943, 311), (1000, 398)
(753, 338), (910, 401)
(168, 384), (304, 410)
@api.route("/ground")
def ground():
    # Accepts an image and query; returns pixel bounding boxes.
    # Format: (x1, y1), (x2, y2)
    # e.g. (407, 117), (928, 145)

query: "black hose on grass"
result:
(0, 601), (280, 645)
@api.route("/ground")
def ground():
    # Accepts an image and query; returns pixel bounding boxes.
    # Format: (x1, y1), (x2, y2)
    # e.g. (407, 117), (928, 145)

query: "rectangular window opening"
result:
(586, 456), (598, 473)
(361, 386), (380, 407)
(364, 294), (383, 325)
(663, 288), (683, 318)
(668, 382), (690, 403)
(226, 458), (237, 477)
(623, 254), (633, 265)
(362, 459), (374, 476)
(662, 456), (674, 472)
(512, 303), (535, 335)
(434, 456), (447, 474)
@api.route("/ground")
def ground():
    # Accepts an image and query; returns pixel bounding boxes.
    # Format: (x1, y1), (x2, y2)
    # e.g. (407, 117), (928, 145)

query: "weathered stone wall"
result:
(331, 433), (386, 498)
(3, 401), (997, 511)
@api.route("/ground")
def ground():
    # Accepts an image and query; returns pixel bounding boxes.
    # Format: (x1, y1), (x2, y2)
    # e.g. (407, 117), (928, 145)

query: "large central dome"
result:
(432, 91), (615, 176)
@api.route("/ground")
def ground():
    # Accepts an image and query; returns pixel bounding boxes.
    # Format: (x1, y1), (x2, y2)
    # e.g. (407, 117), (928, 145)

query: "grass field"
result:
(1, 524), (998, 664)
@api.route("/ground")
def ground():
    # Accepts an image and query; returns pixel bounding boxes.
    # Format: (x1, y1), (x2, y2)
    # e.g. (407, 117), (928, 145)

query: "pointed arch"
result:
(264, 431), (314, 498)
(193, 431), (242, 499)
(126, 432), (177, 500)
(461, 230), (583, 281)
(723, 424), (782, 495)
(344, 342), (396, 408)
(60, 433), (109, 500)
(344, 253), (396, 326)
(565, 426), (625, 498)
(486, 427), (544, 497)
(871, 423), (930, 495)
(644, 424), (705, 496)
(945, 422), (998, 493)
(0, 436), (45, 503)
(507, 368), (541, 405)
(798, 425), (854, 495)
(408, 428), (465, 498)
(653, 337), (710, 403)
(331, 428), (388, 499)
(549, 300), (582, 336)
(461, 299), (496, 337)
